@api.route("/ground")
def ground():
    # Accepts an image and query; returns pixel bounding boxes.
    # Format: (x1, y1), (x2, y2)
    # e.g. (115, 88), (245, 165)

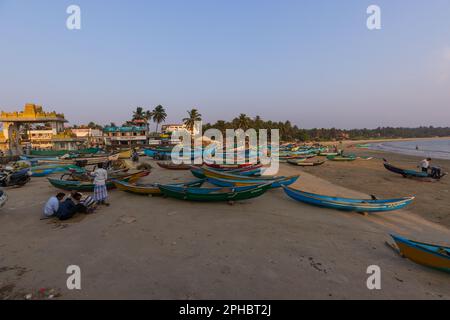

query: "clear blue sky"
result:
(0, 0), (449, 129)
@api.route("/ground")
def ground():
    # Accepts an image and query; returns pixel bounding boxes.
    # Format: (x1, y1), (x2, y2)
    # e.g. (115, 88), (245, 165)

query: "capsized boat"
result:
(158, 182), (272, 202)
(113, 179), (205, 195)
(391, 235), (450, 273)
(283, 186), (414, 213)
(207, 175), (299, 189)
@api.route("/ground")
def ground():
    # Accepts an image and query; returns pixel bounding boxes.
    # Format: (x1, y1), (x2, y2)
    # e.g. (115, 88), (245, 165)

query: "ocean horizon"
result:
(368, 138), (450, 160)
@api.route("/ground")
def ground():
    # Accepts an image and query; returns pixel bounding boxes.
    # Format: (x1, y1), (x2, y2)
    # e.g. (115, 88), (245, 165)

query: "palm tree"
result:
(183, 109), (202, 133)
(132, 107), (146, 121)
(151, 105), (167, 133)
(236, 113), (251, 131)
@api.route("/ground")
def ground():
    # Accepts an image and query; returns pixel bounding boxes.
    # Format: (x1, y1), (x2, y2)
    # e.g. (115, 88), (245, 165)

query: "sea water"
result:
(368, 139), (450, 160)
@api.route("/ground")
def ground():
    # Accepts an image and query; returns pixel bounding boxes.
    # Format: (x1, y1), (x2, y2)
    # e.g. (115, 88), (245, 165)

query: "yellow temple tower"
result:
(0, 103), (67, 155)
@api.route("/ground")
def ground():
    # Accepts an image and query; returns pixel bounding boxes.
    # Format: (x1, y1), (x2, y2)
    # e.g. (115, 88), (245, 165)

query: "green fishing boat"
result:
(48, 178), (116, 191)
(158, 183), (272, 202)
(327, 155), (357, 161)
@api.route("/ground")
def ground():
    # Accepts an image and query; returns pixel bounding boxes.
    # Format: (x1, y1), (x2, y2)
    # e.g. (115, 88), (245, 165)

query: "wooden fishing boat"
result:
(207, 175), (299, 189)
(327, 155), (357, 161)
(391, 235), (450, 273)
(113, 179), (205, 195)
(204, 162), (257, 170)
(200, 166), (288, 181)
(47, 171), (149, 191)
(157, 162), (192, 170)
(283, 186), (414, 213)
(158, 182), (272, 202)
(383, 160), (447, 180)
(38, 153), (120, 166)
(318, 152), (339, 157)
(190, 166), (262, 179)
(287, 159), (325, 167)
(31, 164), (84, 177)
(118, 149), (132, 159)
(48, 178), (117, 191)
(30, 148), (101, 157)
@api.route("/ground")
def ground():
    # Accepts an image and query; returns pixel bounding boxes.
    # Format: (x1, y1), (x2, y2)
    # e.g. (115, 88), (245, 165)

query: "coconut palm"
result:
(183, 109), (202, 133)
(236, 113), (251, 131)
(151, 105), (167, 133)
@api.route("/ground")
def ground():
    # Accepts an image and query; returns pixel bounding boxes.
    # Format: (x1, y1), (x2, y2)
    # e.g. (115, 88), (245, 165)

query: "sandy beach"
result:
(1, 150), (449, 300)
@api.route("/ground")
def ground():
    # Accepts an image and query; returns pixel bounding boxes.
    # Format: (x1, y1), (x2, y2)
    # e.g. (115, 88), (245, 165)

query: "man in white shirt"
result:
(91, 162), (109, 206)
(420, 158), (431, 173)
(43, 193), (66, 217)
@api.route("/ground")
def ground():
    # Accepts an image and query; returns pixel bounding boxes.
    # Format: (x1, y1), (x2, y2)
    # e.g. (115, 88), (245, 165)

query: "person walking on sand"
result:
(419, 157), (431, 173)
(91, 162), (109, 206)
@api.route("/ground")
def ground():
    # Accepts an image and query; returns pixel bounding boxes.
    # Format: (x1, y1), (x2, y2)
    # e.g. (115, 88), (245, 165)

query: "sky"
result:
(0, 0), (449, 129)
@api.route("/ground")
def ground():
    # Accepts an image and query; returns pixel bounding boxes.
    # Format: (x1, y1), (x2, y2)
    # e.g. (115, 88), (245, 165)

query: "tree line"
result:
(73, 109), (450, 142)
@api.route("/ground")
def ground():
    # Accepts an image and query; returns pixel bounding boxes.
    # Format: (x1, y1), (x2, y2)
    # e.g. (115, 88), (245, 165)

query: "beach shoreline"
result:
(0, 152), (449, 300)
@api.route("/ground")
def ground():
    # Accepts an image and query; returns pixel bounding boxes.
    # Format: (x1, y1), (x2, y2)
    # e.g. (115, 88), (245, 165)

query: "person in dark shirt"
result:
(56, 192), (87, 221)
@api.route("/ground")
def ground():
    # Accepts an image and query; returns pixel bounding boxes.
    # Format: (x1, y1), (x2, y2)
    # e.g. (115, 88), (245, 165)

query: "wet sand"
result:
(0, 157), (449, 300)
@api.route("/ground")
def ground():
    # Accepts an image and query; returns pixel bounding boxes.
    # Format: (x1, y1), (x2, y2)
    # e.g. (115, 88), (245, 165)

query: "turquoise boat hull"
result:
(283, 186), (414, 213)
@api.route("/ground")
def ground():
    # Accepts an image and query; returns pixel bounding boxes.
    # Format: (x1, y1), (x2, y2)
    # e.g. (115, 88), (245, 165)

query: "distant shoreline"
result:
(333, 136), (450, 147)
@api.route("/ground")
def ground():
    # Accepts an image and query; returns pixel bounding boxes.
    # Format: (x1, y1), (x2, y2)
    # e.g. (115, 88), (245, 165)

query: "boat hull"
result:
(207, 175), (299, 189)
(283, 186), (414, 213)
(158, 183), (271, 202)
(113, 179), (205, 195)
(391, 235), (450, 273)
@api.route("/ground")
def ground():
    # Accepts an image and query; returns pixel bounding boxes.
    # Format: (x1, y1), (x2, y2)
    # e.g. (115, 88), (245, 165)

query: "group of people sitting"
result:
(43, 162), (111, 221)
(43, 191), (97, 221)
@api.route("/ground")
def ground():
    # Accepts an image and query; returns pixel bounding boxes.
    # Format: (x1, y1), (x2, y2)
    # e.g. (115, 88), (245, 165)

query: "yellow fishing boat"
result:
(113, 179), (205, 195)
(391, 235), (450, 273)
(118, 149), (132, 159)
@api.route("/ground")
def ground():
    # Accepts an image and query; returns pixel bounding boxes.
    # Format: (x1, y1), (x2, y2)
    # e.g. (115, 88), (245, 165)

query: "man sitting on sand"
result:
(420, 158), (431, 173)
(56, 192), (95, 221)
(43, 192), (65, 218)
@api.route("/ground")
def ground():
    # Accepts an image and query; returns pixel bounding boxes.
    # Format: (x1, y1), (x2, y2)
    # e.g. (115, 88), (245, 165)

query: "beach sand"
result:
(0, 154), (449, 300)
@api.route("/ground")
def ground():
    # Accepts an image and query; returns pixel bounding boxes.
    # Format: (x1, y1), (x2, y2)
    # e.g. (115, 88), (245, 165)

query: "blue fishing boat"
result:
(383, 159), (446, 180)
(31, 164), (84, 177)
(283, 186), (414, 213)
(391, 235), (450, 273)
